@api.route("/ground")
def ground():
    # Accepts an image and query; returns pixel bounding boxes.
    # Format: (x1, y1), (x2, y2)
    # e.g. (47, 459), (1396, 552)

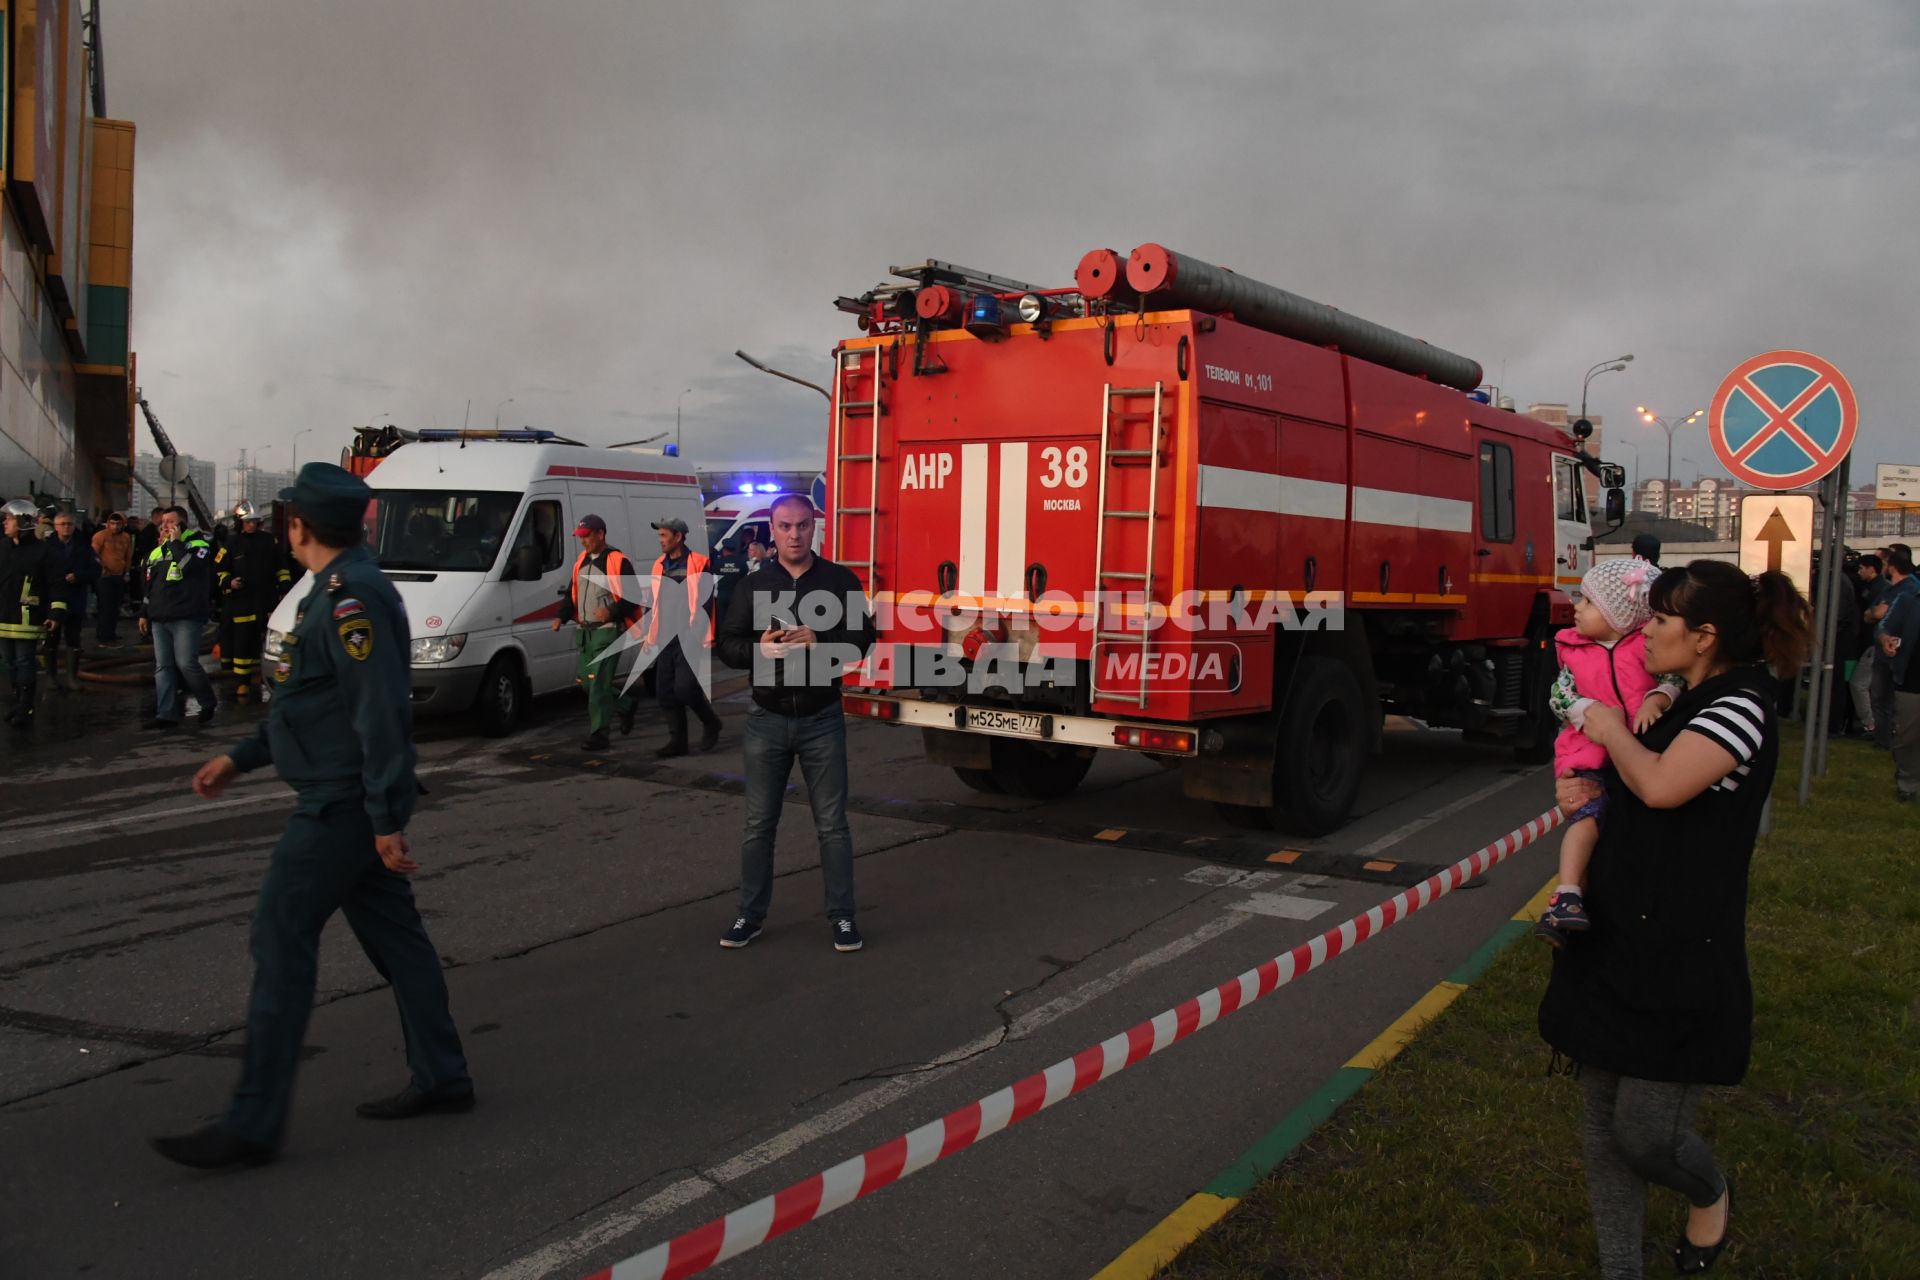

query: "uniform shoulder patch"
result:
(338, 617), (374, 661)
(332, 597), (366, 620)
(326, 571), (345, 592)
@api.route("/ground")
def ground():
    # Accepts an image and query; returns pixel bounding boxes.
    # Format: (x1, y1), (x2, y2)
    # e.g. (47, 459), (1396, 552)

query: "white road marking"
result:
(1179, 866), (1282, 888)
(1230, 892), (1337, 921)
(475, 885), (1293, 1280)
(1348, 768), (1538, 861)
(0, 758), (531, 855)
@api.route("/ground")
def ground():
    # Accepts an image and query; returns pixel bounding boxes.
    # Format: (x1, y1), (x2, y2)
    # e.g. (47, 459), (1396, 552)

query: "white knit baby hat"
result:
(1581, 556), (1655, 633)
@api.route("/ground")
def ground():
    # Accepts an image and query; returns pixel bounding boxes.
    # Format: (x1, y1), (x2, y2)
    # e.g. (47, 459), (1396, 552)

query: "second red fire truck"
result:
(825, 245), (1625, 834)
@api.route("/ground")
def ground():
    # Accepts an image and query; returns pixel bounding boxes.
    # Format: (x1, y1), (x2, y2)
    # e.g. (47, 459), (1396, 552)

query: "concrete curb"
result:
(1089, 876), (1558, 1279)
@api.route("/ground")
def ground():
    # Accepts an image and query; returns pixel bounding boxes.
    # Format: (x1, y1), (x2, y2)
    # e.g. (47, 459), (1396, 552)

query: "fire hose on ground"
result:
(74, 623), (221, 686)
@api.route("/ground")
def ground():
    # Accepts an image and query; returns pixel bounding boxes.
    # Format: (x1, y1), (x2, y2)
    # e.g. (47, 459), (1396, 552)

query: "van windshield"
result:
(368, 490), (523, 572)
(705, 516), (736, 551)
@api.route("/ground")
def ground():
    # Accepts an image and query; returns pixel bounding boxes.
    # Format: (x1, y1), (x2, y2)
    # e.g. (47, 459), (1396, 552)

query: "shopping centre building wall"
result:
(0, 198), (86, 507)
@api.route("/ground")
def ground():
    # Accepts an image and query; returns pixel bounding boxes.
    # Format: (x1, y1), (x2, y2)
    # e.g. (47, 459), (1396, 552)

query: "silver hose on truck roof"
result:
(1123, 243), (1485, 392)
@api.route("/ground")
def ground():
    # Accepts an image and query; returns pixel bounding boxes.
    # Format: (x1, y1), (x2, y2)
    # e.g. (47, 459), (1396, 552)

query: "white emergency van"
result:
(702, 494), (825, 557)
(361, 435), (706, 733)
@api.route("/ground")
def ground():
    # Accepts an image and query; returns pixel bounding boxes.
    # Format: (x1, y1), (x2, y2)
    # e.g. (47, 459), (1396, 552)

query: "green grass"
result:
(1159, 738), (1920, 1279)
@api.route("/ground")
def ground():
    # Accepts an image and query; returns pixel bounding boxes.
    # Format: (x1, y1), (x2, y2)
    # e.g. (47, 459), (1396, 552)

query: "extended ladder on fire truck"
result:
(830, 346), (884, 590)
(1091, 382), (1170, 708)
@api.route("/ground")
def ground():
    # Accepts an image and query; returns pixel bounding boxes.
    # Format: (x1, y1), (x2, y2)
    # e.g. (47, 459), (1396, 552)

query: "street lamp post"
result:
(735, 350), (832, 402)
(1579, 353), (1634, 423)
(494, 397), (514, 431)
(676, 387), (693, 454)
(291, 428), (314, 471)
(1636, 405), (1705, 520)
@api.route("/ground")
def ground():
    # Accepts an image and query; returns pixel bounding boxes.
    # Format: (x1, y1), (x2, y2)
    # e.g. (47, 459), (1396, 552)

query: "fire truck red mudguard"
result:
(580, 805), (1567, 1280)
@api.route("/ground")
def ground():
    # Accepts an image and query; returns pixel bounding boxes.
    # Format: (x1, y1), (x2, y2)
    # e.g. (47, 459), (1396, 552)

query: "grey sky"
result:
(112, 1), (1919, 488)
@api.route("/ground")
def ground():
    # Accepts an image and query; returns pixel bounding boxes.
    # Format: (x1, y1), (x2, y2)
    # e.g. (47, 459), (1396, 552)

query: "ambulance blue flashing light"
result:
(664, 443), (680, 457)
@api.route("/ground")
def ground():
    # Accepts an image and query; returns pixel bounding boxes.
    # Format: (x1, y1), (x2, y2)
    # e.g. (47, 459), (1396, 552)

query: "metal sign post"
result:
(1815, 453), (1850, 778)
(1706, 350), (1857, 807)
(1796, 474), (1829, 804)
(1797, 455), (1850, 803)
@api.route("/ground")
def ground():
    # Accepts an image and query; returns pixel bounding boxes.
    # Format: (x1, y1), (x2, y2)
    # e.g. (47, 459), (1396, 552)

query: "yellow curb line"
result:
(1089, 1192), (1239, 1280)
(1343, 980), (1468, 1072)
(1089, 874), (1561, 1279)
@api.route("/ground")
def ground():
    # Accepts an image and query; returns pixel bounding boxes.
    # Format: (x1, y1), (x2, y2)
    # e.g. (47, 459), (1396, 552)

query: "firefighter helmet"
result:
(232, 499), (259, 523)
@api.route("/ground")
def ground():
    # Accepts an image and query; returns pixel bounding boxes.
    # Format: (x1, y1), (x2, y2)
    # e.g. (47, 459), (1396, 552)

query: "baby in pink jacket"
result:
(1536, 556), (1682, 945)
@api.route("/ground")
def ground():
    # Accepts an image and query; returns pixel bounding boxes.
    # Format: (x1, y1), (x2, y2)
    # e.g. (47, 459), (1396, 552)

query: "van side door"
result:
(503, 493), (569, 693)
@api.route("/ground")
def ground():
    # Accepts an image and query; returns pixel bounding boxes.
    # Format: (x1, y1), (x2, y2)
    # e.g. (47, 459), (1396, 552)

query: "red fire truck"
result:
(827, 246), (1625, 834)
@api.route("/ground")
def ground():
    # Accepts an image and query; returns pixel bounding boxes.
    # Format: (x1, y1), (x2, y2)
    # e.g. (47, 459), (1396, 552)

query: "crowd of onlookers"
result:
(1825, 541), (1918, 801)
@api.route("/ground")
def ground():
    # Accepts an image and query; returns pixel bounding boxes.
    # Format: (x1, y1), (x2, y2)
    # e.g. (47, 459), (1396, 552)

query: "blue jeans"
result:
(738, 702), (856, 923)
(151, 618), (216, 721)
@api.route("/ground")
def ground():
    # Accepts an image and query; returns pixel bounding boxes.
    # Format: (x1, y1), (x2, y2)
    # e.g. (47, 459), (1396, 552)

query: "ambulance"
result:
(347, 431), (707, 732)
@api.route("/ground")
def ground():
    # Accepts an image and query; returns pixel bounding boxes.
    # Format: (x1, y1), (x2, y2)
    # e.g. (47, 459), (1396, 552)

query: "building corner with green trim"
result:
(1, 0), (139, 516)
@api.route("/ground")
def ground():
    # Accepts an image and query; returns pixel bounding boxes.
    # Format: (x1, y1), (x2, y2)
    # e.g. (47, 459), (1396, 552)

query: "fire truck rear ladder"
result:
(1092, 382), (1168, 708)
(831, 349), (884, 590)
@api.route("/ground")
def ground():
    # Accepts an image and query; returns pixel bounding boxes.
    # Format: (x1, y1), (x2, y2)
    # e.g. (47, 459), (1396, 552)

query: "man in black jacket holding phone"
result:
(715, 493), (873, 952)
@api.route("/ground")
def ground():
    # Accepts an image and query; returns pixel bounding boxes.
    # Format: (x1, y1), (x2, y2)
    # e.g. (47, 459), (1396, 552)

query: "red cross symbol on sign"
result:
(1707, 350), (1857, 491)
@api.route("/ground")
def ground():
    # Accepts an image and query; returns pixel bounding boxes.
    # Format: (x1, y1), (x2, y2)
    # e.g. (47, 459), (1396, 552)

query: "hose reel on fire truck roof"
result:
(1123, 244), (1484, 392)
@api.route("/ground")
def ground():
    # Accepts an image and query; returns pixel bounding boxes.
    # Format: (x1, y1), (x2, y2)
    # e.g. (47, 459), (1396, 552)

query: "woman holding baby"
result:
(1538, 559), (1811, 1278)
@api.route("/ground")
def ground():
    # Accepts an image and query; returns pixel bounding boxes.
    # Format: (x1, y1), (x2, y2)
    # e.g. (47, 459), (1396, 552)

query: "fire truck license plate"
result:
(967, 708), (1045, 739)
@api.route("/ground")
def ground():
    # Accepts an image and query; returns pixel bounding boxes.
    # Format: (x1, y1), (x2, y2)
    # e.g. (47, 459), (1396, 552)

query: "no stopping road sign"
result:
(1707, 350), (1857, 491)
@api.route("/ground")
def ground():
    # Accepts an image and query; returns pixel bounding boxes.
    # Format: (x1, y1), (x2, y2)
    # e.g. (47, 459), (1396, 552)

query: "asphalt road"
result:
(0, 672), (1567, 1279)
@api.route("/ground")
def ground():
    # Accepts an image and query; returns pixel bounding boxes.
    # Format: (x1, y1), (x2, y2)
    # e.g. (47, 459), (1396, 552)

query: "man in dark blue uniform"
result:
(151, 463), (473, 1170)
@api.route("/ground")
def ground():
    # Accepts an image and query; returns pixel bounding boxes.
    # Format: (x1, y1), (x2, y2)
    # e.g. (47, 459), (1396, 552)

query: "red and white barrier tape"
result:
(586, 805), (1566, 1280)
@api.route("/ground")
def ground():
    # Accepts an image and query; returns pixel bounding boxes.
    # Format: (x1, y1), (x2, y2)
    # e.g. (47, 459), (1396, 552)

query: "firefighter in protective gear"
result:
(551, 513), (641, 751)
(1, 498), (59, 728)
(644, 516), (721, 757)
(217, 500), (280, 700)
(40, 510), (99, 693)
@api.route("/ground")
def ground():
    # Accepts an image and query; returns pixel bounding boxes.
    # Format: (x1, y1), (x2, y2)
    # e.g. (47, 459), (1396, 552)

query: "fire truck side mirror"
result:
(1603, 487), (1626, 529)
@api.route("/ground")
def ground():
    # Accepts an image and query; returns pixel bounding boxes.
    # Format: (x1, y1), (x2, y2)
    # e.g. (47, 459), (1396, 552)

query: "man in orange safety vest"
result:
(552, 513), (642, 751)
(644, 516), (721, 756)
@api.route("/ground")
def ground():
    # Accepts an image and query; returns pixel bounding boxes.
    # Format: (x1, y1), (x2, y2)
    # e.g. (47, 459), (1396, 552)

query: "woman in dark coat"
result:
(1540, 560), (1810, 1278)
